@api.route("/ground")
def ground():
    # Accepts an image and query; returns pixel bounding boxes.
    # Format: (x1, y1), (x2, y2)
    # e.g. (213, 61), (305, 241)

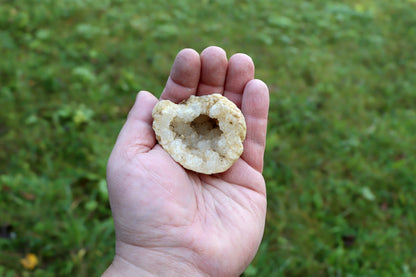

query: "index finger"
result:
(160, 48), (201, 103)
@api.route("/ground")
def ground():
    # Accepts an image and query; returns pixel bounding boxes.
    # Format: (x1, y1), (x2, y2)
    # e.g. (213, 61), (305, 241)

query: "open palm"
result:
(105, 46), (269, 277)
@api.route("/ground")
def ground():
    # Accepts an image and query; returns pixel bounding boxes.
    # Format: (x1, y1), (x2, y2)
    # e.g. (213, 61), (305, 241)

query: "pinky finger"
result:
(240, 79), (269, 173)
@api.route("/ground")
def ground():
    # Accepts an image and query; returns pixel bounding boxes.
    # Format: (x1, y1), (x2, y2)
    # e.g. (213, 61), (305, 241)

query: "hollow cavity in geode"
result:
(152, 94), (246, 174)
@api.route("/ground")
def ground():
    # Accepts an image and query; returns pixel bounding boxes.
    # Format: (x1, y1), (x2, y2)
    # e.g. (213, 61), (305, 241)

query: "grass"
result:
(1, 0), (415, 276)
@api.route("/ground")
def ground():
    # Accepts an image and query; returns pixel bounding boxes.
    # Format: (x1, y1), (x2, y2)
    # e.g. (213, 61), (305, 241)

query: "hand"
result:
(103, 46), (269, 277)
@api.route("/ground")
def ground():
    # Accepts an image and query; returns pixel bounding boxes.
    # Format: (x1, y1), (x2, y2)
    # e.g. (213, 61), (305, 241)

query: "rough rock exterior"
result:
(152, 94), (246, 174)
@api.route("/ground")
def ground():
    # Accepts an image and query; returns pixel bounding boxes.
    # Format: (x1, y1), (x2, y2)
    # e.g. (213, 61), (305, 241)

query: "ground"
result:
(0, 0), (415, 276)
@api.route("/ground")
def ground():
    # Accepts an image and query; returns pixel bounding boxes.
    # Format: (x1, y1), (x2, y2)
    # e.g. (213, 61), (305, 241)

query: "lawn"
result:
(1, 0), (415, 276)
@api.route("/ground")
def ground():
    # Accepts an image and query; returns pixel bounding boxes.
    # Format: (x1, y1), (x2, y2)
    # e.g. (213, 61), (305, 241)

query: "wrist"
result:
(102, 240), (208, 277)
(102, 254), (153, 277)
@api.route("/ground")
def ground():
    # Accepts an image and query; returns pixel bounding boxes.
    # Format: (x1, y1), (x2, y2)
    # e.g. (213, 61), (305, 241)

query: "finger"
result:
(240, 79), (269, 173)
(197, 46), (228, 96)
(160, 48), (201, 103)
(114, 91), (158, 155)
(216, 158), (267, 196)
(223, 53), (255, 108)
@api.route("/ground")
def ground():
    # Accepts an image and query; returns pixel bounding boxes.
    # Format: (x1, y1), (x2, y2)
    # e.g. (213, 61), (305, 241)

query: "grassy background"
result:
(1, 0), (416, 276)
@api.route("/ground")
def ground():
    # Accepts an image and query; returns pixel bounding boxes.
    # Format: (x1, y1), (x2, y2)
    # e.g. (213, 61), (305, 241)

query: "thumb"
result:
(113, 91), (159, 155)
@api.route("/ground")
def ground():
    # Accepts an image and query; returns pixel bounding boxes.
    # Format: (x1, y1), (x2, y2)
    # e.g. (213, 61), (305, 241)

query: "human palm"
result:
(105, 47), (269, 277)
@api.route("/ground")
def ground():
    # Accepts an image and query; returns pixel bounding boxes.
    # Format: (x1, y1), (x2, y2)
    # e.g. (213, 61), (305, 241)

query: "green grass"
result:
(1, 0), (416, 276)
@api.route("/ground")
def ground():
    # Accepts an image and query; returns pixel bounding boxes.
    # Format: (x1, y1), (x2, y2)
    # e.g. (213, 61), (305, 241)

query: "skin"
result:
(102, 46), (269, 277)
